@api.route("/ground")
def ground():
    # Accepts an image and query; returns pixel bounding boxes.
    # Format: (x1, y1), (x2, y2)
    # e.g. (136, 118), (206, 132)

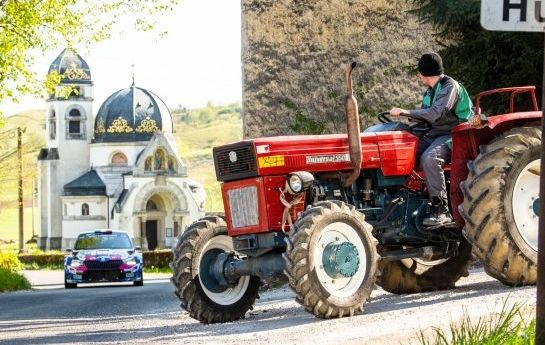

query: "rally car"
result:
(64, 230), (144, 288)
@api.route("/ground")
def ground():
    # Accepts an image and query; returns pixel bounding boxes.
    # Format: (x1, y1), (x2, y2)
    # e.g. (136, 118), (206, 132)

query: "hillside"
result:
(0, 110), (45, 208)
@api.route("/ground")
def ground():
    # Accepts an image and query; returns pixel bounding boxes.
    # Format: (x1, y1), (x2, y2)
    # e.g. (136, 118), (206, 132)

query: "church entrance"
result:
(146, 220), (158, 250)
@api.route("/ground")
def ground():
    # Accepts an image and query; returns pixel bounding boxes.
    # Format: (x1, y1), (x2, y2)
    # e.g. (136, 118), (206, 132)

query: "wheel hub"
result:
(533, 198), (540, 217)
(199, 249), (228, 293)
(323, 241), (360, 278)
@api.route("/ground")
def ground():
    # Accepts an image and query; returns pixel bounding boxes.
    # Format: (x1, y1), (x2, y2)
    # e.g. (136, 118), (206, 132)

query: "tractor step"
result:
(424, 222), (458, 231)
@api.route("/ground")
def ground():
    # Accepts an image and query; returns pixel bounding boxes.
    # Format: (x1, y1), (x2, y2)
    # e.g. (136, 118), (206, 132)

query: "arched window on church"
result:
(154, 149), (166, 170)
(49, 110), (56, 140)
(144, 157), (152, 171)
(68, 108), (83, 138)
(111, 152), (128, 165)
(81, 203), (90, 216)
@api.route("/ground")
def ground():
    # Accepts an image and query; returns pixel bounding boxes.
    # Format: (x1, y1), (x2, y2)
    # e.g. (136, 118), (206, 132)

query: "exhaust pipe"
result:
(344, 61), (362, 187)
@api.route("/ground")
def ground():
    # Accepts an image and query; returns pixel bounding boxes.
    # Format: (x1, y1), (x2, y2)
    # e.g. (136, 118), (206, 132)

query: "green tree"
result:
(0, 0), (179, 125)
(409, 0), (543, 114)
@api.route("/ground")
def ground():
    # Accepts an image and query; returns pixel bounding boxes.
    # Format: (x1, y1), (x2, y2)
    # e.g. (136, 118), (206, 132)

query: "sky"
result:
(1, 0), (242, 116)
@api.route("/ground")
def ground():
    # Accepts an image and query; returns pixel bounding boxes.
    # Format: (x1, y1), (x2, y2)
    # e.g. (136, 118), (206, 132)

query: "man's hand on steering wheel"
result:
(389, 107), (408, 119)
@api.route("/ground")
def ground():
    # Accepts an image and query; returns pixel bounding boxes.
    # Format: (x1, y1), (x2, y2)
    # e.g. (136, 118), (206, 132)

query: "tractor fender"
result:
(450, 111), (541, 225)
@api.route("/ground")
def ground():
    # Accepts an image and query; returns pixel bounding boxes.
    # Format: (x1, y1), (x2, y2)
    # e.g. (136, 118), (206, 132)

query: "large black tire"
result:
(64, 278), (77, 289)
(283, 201), (378, 318)
(376, 239), (472, 294)
(171, 217), (261, 323)
(459, 127), (540, 286)
(133, 272), (144, 286)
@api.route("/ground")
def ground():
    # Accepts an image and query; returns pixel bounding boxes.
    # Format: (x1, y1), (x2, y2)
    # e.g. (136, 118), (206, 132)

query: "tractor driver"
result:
(389, 52), (473, 228)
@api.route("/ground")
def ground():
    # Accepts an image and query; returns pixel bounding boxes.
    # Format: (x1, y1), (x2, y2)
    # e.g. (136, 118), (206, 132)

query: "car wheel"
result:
(64, 278), (77, 289)
(134, 273), (144, 286)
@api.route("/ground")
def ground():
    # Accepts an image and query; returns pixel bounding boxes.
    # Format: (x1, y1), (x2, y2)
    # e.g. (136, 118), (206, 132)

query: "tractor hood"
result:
(212, 131), (418, 182)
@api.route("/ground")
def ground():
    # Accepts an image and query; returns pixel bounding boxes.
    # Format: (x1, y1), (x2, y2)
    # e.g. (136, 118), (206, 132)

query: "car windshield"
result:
(74, 233), (133, 250)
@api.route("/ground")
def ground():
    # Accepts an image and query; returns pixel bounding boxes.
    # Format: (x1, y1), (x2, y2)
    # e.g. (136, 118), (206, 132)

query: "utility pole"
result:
(17, 127), (24, 252)
(31, 177), (35, 239)
(536, 32), (545, 344)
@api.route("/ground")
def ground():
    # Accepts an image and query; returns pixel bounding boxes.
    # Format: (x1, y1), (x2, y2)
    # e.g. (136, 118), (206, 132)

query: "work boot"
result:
(423, 199), (453, 227)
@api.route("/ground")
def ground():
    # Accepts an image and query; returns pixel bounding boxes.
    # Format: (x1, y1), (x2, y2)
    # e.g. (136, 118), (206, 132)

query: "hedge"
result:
(18, 250), (173, 269)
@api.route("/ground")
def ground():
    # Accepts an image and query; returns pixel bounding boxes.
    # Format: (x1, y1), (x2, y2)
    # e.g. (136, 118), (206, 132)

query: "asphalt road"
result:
(0, 268), (537, 345)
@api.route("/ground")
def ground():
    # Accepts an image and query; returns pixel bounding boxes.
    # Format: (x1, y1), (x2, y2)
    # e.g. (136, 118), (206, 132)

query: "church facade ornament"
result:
(95, 118), (106, 134)
(136, 116), (160, 133)
(107, 117), (133, 133)
(63, 62), (91, 80)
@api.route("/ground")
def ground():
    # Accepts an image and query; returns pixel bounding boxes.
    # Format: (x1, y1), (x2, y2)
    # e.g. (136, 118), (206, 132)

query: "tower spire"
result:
(131, 63), (135, 87)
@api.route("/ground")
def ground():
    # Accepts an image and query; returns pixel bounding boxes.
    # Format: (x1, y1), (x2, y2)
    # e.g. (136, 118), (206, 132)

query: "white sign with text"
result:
(482, 0), (545, 32)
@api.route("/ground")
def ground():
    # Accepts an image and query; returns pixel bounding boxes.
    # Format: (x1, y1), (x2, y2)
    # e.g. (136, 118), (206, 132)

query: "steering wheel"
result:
(377, 111), (432, 134)
(378, 111), (393, 123)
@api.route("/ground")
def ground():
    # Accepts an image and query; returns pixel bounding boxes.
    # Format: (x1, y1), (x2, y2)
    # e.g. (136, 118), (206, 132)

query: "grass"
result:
(177, 117), (242, 212)
(0, 207), (38, 243)
(0, 268), (31, 292)
(143, 266), (172, 274)
(417, 302), (536, 345)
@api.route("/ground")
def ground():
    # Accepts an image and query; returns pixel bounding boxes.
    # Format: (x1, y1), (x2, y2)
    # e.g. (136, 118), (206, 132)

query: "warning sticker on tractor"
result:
(306, 154), (350, 164)
(258, 155), (285, 168)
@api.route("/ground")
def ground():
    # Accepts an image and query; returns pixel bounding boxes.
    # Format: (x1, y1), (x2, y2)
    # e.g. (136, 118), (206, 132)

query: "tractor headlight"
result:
(286, 171), (314, 195)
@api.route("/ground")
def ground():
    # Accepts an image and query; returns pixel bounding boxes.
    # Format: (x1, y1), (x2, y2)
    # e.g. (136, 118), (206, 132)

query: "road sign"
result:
(481, 0), (545, 32)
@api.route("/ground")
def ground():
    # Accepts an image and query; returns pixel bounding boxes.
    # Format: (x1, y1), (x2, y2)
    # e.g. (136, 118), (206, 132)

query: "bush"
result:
(0, 252), (24, 272)
(143, 250), (172, 268)
(18, 250), (173, 269)
(0, 268), (31, 292)
(18, 253), (64, 267)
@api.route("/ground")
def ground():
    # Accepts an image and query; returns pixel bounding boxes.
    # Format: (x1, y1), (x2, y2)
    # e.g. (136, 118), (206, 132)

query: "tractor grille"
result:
(213, 142), (257, 181)
(228, 186), (259, 228)
(84, 260), (123, 270)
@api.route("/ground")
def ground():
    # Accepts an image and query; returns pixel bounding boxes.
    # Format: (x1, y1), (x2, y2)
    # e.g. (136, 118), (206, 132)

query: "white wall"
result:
(61, 196), (108, 242)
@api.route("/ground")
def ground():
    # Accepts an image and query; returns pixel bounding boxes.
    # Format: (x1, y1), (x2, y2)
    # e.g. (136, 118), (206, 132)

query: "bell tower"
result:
(37, 48), (94, 250)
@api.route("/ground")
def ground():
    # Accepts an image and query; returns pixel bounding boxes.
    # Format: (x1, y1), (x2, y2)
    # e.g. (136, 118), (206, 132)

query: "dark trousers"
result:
(416, 135), (451, 204)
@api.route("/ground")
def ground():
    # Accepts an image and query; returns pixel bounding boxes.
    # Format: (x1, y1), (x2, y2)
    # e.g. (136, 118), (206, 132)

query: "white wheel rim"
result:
(313, 221), (367, 298)
(198, 235), (250, 305)
(512, 159), (540, 251)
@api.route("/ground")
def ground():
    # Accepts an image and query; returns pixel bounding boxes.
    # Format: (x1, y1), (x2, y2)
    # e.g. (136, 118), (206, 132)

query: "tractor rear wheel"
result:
(171, 217), (261, 323)
(376, 239), (472, 294)
(459, 127), (540, 286)
(283, 201), (378, 318)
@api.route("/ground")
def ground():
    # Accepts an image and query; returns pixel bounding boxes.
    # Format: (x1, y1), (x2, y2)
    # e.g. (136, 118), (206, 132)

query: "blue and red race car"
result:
(64, 230), (144, 288)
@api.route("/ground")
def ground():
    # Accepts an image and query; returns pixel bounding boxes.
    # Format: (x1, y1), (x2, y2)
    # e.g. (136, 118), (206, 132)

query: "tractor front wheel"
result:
(283, 201), (378, 318)
(171, 217), (261, 323)
(460, 127), (540, 286)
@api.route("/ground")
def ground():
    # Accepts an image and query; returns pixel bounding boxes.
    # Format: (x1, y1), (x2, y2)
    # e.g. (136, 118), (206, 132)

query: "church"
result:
(37, 49), (206, 251)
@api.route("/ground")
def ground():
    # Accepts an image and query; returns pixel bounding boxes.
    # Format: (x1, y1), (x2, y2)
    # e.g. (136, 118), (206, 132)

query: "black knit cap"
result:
(417, 52), (443, 77)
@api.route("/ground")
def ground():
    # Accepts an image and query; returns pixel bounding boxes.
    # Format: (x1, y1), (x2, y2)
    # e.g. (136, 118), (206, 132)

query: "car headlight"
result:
(286, 171), (314, 195)
(70, 260), (82, 268)
(125, 259), (137, 266)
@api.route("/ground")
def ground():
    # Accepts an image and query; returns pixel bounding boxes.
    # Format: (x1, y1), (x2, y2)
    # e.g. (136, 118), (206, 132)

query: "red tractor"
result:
(171, 63), (540, 323)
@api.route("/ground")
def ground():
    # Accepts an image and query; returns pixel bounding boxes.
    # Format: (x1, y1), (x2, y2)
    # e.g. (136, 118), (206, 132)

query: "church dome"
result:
(93, 86), (173, 143)
(48, 48), (92, 84)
